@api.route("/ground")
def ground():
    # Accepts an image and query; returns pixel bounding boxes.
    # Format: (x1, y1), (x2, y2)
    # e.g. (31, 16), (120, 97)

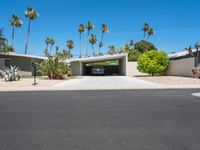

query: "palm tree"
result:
(24, 6), (39, 54)
(142, 23), (149, 40)
(10, 14), (23, 50)
(99, 24), (108, 50)
(147, 28), (154, 39)
(129, 40), (134, 48)
(45, 37), (51, 50)
(0, 28), (5, 50)
(108, 45), (116, 55)
(86, 21), (94, 57)
(89, 34), (97, 56)
(63, 49), (70, 58)
(66, 40), (74, 58)
(55, 46), (60, 54)
(78, 24), (85, 58)
(49, 38), (55, 54)
(0, 28), (7, 51)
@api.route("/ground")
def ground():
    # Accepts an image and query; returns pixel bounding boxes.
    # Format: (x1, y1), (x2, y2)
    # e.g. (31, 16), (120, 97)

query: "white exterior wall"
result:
(165, 57), (194, 77)
(127, 62), (147, 77)
(70, 61), (83, 76)
(119, 55), (127, 76)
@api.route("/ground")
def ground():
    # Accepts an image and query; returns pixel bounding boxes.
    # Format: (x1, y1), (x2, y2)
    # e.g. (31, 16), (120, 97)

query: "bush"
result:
(137, 50), (169, 76)
(134, 40), (157, 53)
(39, 51), (70, 79)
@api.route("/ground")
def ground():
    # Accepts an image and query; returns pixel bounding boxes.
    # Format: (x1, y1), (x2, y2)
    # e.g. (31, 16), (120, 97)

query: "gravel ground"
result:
(0, 78), (63, 88)
(137, 76), (200, 85)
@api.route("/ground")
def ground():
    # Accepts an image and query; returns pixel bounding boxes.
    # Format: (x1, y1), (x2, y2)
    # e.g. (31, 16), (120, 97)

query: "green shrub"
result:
(134, 40), (157, 53)
(39, 51), (70, 79)
(137, 50), (169, 76)
(128, 49), (140, 62)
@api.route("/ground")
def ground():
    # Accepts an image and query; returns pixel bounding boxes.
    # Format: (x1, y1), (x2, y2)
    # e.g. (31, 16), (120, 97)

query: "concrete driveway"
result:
(53, 76), (162, 90)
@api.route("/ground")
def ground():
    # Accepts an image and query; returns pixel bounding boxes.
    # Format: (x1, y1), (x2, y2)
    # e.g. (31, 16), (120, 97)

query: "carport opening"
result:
(84, 60), (119, 76)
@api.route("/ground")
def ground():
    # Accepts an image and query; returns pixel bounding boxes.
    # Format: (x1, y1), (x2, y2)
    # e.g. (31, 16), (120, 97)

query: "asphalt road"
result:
(0, 89), (200, 150)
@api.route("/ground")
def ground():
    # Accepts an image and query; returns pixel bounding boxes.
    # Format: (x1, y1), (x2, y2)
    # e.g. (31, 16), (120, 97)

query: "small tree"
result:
(137, 50), (169, 76)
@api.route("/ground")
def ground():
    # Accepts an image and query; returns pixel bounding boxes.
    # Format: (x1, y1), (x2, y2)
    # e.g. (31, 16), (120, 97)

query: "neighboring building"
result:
(0, 52), (47, 76)
(166, 49), (198, 77)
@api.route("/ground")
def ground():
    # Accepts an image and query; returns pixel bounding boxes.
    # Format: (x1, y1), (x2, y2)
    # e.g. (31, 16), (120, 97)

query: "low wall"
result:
(127, 62), (147, 77)
(165, 57), (194, 77)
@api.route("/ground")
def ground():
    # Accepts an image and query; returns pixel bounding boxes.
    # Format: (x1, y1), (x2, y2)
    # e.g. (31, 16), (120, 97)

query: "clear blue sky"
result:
(1, 0), (200, 56)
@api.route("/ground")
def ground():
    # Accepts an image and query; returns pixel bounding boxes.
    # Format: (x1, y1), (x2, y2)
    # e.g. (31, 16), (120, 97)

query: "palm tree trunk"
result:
(69, 48), (71, 59)
(92, 44), (94, 56)
(143, 31), (145, 40)
(25, 18), (31, 54)
(147, 34), (150, 40)
(99, 31), (104, 51)
(86, 30), (89, 57)
(11, 26), (15, 50)
(50, 45), (52, 55)
(80, 33), (82, 58)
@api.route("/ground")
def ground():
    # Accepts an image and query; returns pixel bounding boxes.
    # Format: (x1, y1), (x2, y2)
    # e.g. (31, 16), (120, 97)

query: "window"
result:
(5, 59), (11, 68)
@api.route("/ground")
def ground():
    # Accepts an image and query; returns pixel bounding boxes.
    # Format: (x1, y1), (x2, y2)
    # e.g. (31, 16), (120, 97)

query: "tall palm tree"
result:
(49, 38), (55, 54)
(129, 40), (134, 48)
(0, 28), (7, 51)
(45, 37), (51, 50)
(0, 28), (5, 50)
(86, 21), (94, 57)
(142, 23), (149, 40)
(66, 40), (74, 58)
(10, 14), (23, 50)
(147, 28), (154, 39)
(89, 34), (97, 56)
(99, 24), (108, 50)
(78, 24), (85, 58)
(24, 7), (39, 54)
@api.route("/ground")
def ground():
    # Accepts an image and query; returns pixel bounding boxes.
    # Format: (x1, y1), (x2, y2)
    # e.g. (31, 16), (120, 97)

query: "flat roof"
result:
(70, 53), (127, 63)
(0, 52), (47, 60)
(168, 49), (196, 59)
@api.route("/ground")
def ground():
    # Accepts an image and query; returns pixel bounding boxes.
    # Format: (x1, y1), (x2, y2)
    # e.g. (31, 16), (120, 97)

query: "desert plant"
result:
(137, 50), (169, 76)
(3, 66), (21, 81)
(39, 51), (70, 79)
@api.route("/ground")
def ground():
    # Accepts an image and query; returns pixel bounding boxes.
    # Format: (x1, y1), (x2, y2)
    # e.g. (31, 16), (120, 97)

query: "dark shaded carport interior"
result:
(70, 54), (127, 76)
(84, 60), (119, 76)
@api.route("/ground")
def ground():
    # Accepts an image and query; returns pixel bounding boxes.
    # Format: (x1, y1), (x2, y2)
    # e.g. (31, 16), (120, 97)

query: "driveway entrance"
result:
(53, 76), (161, 90)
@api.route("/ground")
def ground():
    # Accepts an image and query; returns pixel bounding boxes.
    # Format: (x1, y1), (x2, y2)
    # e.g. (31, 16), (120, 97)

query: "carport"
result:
(70, 53), (128, 76)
